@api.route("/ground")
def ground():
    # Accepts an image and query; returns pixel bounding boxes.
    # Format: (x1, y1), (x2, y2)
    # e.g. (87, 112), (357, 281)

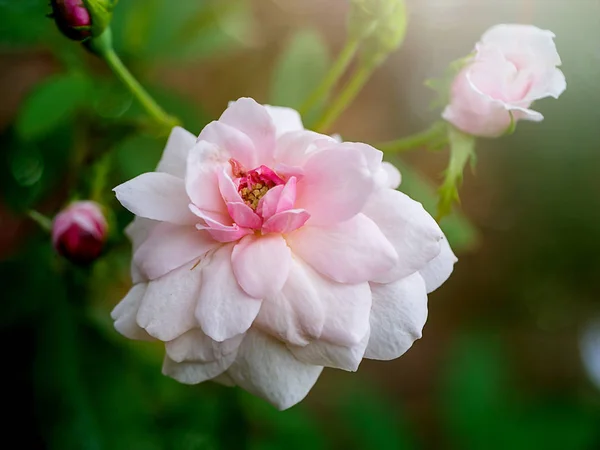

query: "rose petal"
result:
(134, 222), (219, 280)
(162, 352), (237, 385)
(419, 237), (457, 293)
(185, 141), (230, 222)
(264, 105), (304, 137)
(227, 329), (323, 410)
(262, 209), (310, 234)
(219, 98), (276, 165)
(362, 189), (443, 283)
(231, 234), (291, 299)
(295, 145), (374, 226)
(136, 261), (201, 341)
(165, 328), (243, 363)
(156, 126), (197, 178)
(197, 120), (257, 168)
(114, 172), (196, 225)
(289, 329), (370, 372)
(287, 213), (397, 284)
(274, 130), (333, 167)
(196, 244), (262, 342)
(254, 257), (325, 346)
(111, 283), (154, 341)
(365, 273), (428, 360)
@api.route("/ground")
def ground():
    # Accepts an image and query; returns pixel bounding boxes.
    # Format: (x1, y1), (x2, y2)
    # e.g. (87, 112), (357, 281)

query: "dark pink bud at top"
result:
(50, 0), (92, 41)
(52, 201), (108, 265)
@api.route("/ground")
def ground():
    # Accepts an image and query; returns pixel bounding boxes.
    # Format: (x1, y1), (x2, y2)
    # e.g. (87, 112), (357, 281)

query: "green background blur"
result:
(1, 0), (600, 449)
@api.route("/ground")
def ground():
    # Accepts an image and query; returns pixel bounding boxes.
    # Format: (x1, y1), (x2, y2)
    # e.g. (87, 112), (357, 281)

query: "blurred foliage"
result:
(1, 0), (600, 449)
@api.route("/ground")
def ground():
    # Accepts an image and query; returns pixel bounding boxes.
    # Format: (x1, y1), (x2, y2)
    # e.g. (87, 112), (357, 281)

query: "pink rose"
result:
(112, 98), (456, 409)
(442, 24), (566, 137)
(52, 200), (108, 264)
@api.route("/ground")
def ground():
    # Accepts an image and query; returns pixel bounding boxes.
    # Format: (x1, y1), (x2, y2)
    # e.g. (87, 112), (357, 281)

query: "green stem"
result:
(299, 38), (361, 116)
(28, 210), (53, 232)
(376, 122), (447, 153)
(314, 55), (383, 133)
(88, 29), (180, 133)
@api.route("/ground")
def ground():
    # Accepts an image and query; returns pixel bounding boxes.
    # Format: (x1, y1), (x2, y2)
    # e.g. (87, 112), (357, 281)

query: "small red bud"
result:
(50, 0), (92, 41)
(52, 201), (108, 265)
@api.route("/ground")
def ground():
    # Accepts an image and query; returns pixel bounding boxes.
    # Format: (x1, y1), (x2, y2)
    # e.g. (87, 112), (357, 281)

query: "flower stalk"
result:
(87, 28), (180, 133)
(299, 37), (361, 117)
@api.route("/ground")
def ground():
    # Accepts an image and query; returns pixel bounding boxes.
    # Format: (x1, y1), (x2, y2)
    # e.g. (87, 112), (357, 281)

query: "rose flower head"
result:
(443, 24), (566, 137)
(52, 200), (108, 264)
(112, 98), (457, 409)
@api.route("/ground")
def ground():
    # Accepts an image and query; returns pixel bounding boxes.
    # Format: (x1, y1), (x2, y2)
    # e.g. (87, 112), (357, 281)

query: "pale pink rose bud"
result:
(111, 99), (457, 410)
(443, 24), (566, 138)
(52, 201), (108, 264)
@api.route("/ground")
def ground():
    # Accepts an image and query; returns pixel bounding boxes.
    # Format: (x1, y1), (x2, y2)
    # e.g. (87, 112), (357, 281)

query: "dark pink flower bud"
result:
(52, 201), (108, 265)
(50, 0), (92, 41)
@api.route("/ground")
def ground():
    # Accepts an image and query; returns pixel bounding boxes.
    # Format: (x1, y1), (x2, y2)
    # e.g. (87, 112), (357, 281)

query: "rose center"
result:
(229, 158), (285, 210)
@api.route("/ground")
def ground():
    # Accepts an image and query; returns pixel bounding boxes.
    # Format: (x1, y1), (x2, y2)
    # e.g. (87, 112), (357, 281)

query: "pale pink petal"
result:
(254, 257), (325, 346)
(381, 162), (401, 189)
(264, 105), (304, 137)
(217, 169), (244, 204)
(133, 222), (219, 280)
(480, 24), (562, 66)
(165, 328), (243, 363)
(190, 204), (253, 243)
(136, 261), (201, 341)
(114, 172), (196, 225)
(162, 351), (237, 385)
(197, 120), (257, 168)
(231, 234), (292, 299)
(276, 176), (297, 212)
(419, 237), (457, 293)
(256, 185), (284, 220)
(274, 130), (334, 170)
(362, 189), (443, 283)
(219, 98), (276, 165)
(298, 262), (372, 346)
(185, 141), (229, 221)
(294, 145), (374, 226)
(124, 217), (157, 252)
(227, 203), (262, 229)
(289, 329), (370, 372)
(365, 273), (428, 360)
(287, 213), (397, 284)
(196, 245), (262, 342)
(111, 283), (154, 341)
(262, 209), (310, 234)
(227, 329), (323, 410)
(156, 126), (196, 178)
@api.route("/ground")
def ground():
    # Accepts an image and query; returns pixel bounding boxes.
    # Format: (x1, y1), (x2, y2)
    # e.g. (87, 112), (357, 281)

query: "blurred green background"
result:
(1, 0), (600, 448)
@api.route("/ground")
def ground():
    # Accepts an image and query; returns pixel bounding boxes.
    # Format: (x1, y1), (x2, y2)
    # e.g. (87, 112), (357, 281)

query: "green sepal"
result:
(436, 125), (477, 221)
(82, 0), (118, 37)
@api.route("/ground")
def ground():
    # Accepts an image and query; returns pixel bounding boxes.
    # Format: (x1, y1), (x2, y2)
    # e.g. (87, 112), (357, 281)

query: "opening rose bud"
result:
(50, 0), (93, 41)
(52, 201), (108, 265)
(442, 24), (566, 138)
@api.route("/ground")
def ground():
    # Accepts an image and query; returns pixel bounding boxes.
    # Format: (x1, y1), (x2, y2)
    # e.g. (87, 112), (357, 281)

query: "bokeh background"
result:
(2, 0), (600, 449)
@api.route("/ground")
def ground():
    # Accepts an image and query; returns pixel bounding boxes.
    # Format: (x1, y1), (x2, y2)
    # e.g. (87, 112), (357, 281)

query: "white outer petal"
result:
(365, 273), (428, 361)
(156, 126), (197, 178)
(227, 329), (323, 410)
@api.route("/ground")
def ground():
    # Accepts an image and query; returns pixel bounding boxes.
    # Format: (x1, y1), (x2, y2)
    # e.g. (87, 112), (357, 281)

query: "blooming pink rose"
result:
(52, 200), (108, 264)
(442, 24), (566, 137)
(112, 98), (456, 409)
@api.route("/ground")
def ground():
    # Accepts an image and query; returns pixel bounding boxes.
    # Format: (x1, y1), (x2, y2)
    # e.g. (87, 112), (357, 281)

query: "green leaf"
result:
(393, 160), (479, 251)
(437, 125), (476, 221)
(270, 29), (330, 114)
(16, 73), (91, 140)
